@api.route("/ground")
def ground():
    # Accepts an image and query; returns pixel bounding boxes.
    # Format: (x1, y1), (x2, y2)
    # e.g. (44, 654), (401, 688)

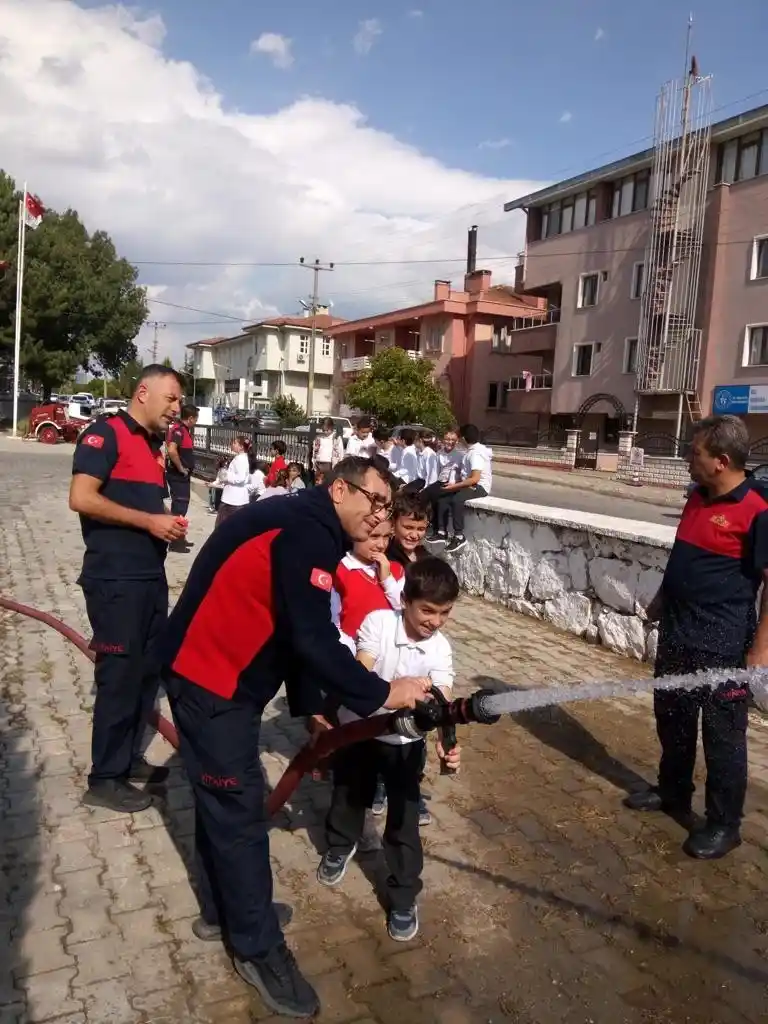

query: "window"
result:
(610, 169), (651, 218)
(539, 188), (597, 239)
(751, 237), (768, 280)
(425, 326), (442, 351)
(630, 261), (645, 299)
(744, 325), (768, 367)
(577, 272), (600, 308)
(298, 336), (309, 355)
(492, 324), (511, 351)
(572, 342), (599, 377)
(624, 337), (639, 375)
(487, 382), (507, 409)
(716, 130), (768, 184)
(321, 338), (331, 357)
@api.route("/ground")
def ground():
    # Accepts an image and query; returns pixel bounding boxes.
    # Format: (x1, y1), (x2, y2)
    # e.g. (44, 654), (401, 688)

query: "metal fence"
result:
(192, 424), (316, 480)
(481, 425), (567, 449)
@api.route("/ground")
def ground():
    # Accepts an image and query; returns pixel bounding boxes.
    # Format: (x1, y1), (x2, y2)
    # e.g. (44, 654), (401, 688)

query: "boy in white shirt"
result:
(345, 417), (377, 459)
(435, 423), (493, 553)
(374, 427), (402, 474)
(317, 558), (461, 942)
(395, 428), (421, 485)
(416, 430), (438, 486)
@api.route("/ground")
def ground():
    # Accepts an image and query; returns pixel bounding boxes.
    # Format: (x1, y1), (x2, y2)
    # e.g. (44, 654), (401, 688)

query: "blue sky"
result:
(83, 0), (768, 183)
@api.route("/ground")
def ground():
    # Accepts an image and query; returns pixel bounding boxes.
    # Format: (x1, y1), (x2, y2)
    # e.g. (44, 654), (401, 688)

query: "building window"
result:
(492, 324), (511, 351)
(299, 336), (309, 355)
(487, 382), (507, 409)
(539, 189), (597, 239)
(321, 338), (331, 357)
(751, 237), (768, 280)
(572, 342), (599, 377)
(630, 261), (645, 299)
(425, 326), (442, 351)
(716, 130), (768, 184)
(745, 325), (768, 367)
(611, 169), (651, 218)
(577, 272), (600, 308)
(624, 337), (639, 375)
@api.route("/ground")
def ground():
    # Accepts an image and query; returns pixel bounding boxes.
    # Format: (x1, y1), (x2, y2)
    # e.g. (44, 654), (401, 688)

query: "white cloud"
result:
(0, 1), (543, 364)
(251, 32), (294, 69)
(594, 26), (605, 41)
(559, 111), (573, 123)
(407, 9), (424, 17)
(478, 138), (511, 151)
(353, 18), (382, 55)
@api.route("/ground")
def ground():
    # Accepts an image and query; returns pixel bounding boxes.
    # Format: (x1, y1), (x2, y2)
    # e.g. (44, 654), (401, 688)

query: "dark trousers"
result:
(167, 677), (282, 961)
(81, 577), (168, 784)
(654, 646), (749, 829)
(436, 486), (487, 534)
(167, 474), (190, 518)
(326, 739), (424, 912)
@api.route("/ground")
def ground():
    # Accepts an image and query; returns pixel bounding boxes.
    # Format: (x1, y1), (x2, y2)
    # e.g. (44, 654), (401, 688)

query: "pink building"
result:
(505, 100), (768, 457)
(329, 270), (550, 436)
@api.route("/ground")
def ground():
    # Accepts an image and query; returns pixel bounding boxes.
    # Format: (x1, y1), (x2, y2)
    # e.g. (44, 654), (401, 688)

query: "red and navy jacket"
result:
(72, 411), (167, 581)
(159, 487), (391, 718)
(660, 478), (768, 659)
(166, 421), (195, 476)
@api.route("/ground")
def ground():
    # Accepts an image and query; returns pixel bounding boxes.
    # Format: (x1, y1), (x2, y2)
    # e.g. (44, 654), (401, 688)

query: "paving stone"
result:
(18, 967), (83, 1023)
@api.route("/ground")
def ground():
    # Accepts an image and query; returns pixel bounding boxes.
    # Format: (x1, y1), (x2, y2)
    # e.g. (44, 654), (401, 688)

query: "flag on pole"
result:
(22, 193), (45, 230)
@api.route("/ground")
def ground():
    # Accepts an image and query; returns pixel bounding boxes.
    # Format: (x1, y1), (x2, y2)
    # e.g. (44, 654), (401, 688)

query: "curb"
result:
(493, 465), (685, 509)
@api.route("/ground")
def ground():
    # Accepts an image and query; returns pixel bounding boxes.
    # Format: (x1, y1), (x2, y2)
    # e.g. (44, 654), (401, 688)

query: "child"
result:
(317, 558), (461, 942)
(375, 427), (402, 475)
(287, 462), (306, 491)
(216, 436), (251, 526)
(208, 457), (228, 514)
(395, 428), (421, 485)
(346, 416), (377, 459)
(313, 418), (344, 481)
(265, 439), (288, 486)
(436, 423), (493, 553)
(258, 467), (290, 500)
(431, 428), (462, 540)
(416, 430), (438, 486)
(247, 458), (267, 502)
(387, 490), (430, 572)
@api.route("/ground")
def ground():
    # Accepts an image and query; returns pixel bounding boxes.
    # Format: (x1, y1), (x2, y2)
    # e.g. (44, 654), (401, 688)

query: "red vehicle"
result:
(28, 403), (90, 445)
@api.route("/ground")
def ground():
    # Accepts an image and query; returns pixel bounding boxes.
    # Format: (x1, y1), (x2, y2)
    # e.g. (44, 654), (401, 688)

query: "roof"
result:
(504, 101), (768, 212)
(186, 314), (346, 349)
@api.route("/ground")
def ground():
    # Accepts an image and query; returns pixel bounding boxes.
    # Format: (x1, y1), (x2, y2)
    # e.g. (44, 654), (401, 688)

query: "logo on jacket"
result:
(710, 514), (730, 528)
(311, 568), (332, 591)
(84, 434), (104, 449)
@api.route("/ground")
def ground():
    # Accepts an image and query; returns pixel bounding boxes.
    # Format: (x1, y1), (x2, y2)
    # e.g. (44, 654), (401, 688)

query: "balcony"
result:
(503, 370), (553, 413)
(341, 356), (371, 374)
(492, 310), (559, 356)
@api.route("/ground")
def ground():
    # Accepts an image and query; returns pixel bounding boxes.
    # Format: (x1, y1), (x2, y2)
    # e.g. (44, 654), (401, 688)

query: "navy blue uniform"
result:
(73, 411), (169, 785)
(160, 487), (390, 961)
(166, 421), (194, 518)
(655, 478), (768, 826)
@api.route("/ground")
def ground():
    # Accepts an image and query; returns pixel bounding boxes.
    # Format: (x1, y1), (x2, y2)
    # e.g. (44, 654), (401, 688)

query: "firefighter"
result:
(165, 404), (198, 550)
(69, 365), (187, 814)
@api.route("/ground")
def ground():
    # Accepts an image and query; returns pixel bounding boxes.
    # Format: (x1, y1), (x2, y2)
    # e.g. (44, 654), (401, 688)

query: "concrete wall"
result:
(446, 496), (674, 661)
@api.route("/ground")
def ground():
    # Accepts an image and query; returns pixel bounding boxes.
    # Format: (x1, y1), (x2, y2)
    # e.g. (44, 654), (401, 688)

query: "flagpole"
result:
(12, 183), (27, 439)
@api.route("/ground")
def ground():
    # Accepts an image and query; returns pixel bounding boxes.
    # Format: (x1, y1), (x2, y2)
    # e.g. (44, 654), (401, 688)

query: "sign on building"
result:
(224, 378), (240, 394)
(712, 385), (768, 415)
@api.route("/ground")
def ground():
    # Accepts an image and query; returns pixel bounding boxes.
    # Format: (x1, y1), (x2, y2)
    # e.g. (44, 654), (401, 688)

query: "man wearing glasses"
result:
(159, 456), (430, 1020)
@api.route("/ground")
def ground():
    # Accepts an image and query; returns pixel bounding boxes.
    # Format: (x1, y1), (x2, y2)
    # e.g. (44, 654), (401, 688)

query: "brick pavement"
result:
(1, 438), (768, 1024)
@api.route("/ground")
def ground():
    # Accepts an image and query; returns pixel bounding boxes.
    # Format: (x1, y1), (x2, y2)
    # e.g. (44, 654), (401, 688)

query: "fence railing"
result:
(481, 426), (566, 449)
(507, 371), (553, 392)
(192, 424), (317, 479)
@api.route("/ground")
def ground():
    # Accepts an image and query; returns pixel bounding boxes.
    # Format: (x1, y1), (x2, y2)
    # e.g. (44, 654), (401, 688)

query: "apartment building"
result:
(187, 311), (341, 414)
(328, 269), (547, 433)
(504, 96), (768, 450)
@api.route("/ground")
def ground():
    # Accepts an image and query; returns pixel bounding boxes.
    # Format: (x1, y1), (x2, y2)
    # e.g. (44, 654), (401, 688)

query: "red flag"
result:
(23, 193), (45, 230)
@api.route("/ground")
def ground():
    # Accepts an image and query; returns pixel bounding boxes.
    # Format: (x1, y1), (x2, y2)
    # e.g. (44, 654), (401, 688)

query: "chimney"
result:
(464, 269), (491, 295)
(434, 280), (451, 301)
(466, 225), (478, 274)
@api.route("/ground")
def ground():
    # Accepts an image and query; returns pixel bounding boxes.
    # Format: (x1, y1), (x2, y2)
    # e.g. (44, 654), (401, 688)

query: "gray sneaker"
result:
(388, 905), (419, 942)
(234, 943), (320, 1018)
(418, 795), (431, 827)
(316, 844), (357, 887)
(192, 902), (293, 941)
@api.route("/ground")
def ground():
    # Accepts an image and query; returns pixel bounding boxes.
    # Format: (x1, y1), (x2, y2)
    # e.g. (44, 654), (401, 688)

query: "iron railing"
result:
(192, 424), (317, 480)
(507, 371), (553, 392)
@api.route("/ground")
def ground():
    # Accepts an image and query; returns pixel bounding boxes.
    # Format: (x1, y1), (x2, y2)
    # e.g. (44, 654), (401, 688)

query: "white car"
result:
(296, 416), (354, 440)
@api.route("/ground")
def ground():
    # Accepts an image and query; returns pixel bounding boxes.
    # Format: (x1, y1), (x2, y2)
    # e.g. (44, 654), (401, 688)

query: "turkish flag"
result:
(23, 193), (45, 230)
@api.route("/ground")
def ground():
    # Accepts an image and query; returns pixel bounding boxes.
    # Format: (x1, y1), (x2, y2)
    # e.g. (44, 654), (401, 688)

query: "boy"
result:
(265, 440), (288, 486)
(346, 417), (377, 459)
(416, 430), (438, 486)
(287, 462), (306, 491)
(375, 427), (402, 474)
(431, 428), (463, 541)
(435, 423), (493, 553)
(317, 558), (461, 941)
(396, 428), (421, 485)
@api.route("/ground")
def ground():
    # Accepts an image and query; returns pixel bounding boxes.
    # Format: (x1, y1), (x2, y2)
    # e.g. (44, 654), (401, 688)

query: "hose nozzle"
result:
(388, 687), (501, 740)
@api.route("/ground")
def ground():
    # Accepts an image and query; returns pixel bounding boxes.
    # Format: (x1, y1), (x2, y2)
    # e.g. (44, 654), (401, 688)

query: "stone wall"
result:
(496, 446), (575, 471)
(445, 496), (676, 661)
(616, 452), (690, 489)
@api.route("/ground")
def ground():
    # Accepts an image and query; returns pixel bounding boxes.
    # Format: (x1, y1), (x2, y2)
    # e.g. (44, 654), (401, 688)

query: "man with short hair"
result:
(70, 365), (188, 813)
(160, 456), (431, 1019)
(625, 414), (768, 859)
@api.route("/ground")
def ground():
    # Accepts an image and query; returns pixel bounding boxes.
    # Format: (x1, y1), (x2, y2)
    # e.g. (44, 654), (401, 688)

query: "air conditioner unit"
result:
(297, 354), (306, 363)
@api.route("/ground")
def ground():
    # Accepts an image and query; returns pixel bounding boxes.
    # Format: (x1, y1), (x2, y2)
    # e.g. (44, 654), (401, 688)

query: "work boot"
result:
(683, 823), (742, 860)
(234, 943), (320, 1018)
(129, 758), (170, 785)
(83, 779), (152, 814)
(192, 902), (294, 942)
(623, 788), (691, 817)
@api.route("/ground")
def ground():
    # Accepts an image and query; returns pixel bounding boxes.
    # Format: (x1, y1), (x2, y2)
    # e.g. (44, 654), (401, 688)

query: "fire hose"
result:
(0, 596), (500, 815)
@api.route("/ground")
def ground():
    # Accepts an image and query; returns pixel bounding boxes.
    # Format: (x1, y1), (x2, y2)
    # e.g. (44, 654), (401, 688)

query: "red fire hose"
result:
(0, 595), (394, 815)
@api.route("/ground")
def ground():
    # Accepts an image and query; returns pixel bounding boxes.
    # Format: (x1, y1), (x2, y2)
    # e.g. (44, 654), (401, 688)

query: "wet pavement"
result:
(1, 437), (768, 1024)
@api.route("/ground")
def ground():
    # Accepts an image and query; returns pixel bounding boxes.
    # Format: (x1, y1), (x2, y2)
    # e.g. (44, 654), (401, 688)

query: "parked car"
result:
(296, 416), (353, 440)
(95, 398), (128, 415)
(390, 423), (437, 442)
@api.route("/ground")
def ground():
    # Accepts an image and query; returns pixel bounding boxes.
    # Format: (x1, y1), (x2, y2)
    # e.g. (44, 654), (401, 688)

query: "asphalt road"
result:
(490, 473), (683, 525)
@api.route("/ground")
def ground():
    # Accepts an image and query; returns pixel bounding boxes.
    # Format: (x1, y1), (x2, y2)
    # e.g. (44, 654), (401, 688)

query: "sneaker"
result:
(82, 779), (152, 814)
(418, 795), (431, 827)
(207, 507), (218, 515)
(372, 782), (387, 816)
(316, 844), (357, 887)
(234, 943), (320, 1018)
(128, 758), (170, 785)
(192, 902), (294, 941)
(429, 531), (447, 546)
(388, 905), (419, 942)
(445, 535), (466, 554)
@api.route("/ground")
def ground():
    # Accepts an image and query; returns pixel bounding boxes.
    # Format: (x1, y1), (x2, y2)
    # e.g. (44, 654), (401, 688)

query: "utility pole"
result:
(299, 258), (334, 417)
(147, 321), (167, 363)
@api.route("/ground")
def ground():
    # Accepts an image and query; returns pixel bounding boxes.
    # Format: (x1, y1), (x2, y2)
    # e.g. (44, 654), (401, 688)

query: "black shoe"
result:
(445, 535), (466, 554)
(83, 779), (152, 814)
(128, 758), (170, 785)
(192, 902), (294, 942)
(683, 823), (742, 860)
(623, 788), (691, 816)
(234, 943), (320, 1018)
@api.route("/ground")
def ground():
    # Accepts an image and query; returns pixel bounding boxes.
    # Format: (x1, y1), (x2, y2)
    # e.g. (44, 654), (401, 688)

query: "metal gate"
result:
(574, 429), (599, 470)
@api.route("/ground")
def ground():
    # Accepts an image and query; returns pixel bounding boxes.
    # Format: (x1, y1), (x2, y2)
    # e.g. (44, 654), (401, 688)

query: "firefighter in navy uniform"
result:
(625, 415), (768, 860)
(159, 456), (431, 1020)
(69, 365), (188, 814)
(165, 404), (198, 550)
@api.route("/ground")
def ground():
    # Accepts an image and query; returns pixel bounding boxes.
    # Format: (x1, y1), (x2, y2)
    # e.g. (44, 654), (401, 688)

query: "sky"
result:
(2, 0), (768, 366)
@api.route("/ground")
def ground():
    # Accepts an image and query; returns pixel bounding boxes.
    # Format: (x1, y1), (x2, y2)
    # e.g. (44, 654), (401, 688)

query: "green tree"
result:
(272, 393), (305, 427)
(0, 172), (148, 398)
(345, 347), (455, 431)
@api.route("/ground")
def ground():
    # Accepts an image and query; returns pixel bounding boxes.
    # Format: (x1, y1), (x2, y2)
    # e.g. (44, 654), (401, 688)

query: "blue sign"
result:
(713, 385), (750, 414)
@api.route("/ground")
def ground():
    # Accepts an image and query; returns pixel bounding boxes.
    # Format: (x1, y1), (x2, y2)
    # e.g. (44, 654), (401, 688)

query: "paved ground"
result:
(2, 437), (768, 1024)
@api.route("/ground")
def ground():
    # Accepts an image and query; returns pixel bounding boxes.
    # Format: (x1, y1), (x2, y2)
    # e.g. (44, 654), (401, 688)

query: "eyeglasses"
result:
(345, 480), (393, 517)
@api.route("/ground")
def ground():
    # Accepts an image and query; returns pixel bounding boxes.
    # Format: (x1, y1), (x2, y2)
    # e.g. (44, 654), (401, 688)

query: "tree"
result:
(345, 347), (455, 432)
(0, 172), (148, 398)
(272, 394), (305, 427)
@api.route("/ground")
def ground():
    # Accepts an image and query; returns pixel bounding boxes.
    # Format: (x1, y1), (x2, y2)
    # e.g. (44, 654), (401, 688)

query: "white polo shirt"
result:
(461, 442), (493, 494)
(337, 608), (454, 745)
(346, 434), (378, 458)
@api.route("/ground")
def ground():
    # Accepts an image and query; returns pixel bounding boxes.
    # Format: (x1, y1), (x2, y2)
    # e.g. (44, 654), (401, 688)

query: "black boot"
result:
(129, 757), (170, 785)
(83, 779), (152, 814)
(623, 787), (692, 818)
(234, 943), (320, 1018)
(683, 823), (741, 860)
